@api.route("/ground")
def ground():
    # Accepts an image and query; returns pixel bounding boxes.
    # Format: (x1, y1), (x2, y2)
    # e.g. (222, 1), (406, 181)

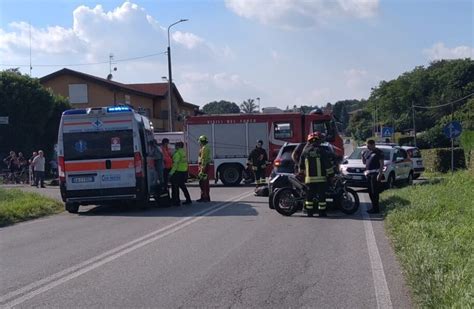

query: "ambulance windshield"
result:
(63, 130), (134, 160)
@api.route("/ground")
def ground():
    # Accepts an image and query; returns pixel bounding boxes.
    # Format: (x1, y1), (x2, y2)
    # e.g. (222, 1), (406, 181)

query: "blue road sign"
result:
(382, 127), (394, 137)
(443, 121), (462, 139)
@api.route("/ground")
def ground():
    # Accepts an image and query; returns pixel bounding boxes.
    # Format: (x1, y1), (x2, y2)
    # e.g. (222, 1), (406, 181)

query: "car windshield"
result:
(349, 147), (391, 160)
(279, 145), (297, 160)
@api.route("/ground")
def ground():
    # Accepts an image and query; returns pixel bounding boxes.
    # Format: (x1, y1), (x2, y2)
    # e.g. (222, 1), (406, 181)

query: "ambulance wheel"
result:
(65, 203), (79, 214)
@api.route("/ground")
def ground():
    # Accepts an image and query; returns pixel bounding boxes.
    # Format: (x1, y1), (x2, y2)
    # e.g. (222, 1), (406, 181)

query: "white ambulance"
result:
(57, 106), (159, 213)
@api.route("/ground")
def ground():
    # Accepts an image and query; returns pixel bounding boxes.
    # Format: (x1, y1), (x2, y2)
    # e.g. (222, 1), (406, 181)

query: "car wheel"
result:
(387, 173), (395, 189)
(407, 171), (413, 186)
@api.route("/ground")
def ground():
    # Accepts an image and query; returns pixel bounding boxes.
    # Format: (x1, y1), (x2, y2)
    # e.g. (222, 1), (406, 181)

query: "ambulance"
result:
(57, 106), (159, 213)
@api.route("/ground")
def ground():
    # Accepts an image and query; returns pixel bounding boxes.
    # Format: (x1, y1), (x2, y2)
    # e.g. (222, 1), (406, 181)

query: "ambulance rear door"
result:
(62, 113), (136, 193)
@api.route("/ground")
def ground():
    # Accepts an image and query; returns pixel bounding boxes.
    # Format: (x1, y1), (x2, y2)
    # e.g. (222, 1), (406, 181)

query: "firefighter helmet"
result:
(198, 135), (208, 143)
(307, 131), (325, 143)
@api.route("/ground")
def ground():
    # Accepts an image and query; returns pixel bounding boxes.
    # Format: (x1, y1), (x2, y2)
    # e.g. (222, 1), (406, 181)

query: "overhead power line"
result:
(413, 93), (474, 109)
(0, 51), (166, 68)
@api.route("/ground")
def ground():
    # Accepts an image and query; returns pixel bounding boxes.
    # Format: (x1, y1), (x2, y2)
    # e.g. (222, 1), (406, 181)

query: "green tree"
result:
(240, 98), (258, 113)
(347, 110), (373, 142)
(202, 100), (240, 114)
(0, 70), (71, 159)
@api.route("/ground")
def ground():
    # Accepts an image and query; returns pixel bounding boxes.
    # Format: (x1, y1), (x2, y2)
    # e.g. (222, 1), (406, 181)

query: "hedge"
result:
(420, 148), (466, 173)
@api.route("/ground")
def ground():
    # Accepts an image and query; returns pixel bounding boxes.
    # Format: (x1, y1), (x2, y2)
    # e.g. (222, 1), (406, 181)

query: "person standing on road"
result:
(29, 151), (38, 186)
(362, 139), (385, 214)
(32, 150), (46, 188)
(161, 138), (173, 188)
(169, 141), (192, 206)
(299, 132), (335, 217)
(197, 135), (211, 202)
(248, 140), (268, 189)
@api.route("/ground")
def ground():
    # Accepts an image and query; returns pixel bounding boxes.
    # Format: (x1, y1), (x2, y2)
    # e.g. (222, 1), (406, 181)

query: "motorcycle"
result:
(271, 173), (360, 217)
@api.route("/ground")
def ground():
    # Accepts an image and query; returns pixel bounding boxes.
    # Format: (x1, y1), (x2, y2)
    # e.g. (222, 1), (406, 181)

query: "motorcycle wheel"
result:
(273, 187), (300, 216)
(337, 187), (360, 215)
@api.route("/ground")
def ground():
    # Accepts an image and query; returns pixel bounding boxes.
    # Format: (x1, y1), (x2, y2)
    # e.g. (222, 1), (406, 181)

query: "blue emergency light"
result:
(63, 109), (87, 115)
(107, 106), (132, 113)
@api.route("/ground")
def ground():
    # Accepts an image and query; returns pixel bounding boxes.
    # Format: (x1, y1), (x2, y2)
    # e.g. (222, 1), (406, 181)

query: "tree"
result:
(202, 100), (240, 114)
(346, 110), (373, 142)
(240, 99), (258, 113)
(0, 70), (71, 159)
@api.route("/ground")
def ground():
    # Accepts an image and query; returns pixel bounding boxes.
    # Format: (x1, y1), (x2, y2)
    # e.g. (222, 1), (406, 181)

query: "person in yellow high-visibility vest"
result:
(169, 141), (192, 206)
(197, 135), (211, 202)
(299, 132), (335, 217)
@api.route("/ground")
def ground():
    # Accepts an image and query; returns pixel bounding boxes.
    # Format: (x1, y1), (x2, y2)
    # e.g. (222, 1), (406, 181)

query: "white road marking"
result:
(361, 194), (393, 309)
(0, 190), (253, 308)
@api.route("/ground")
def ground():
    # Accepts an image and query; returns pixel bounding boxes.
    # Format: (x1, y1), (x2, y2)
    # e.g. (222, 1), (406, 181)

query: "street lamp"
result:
(167, 19), (188, 131)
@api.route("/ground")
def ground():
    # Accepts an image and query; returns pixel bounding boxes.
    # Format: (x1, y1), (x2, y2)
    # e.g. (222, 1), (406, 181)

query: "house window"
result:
(274, 122), (293, 139)
(125, 95), (131, 104)
(68, 84), (88, 104)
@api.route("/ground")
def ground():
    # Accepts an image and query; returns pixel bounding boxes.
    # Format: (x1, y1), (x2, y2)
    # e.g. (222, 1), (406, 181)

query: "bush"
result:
(420, 148), (466, 173)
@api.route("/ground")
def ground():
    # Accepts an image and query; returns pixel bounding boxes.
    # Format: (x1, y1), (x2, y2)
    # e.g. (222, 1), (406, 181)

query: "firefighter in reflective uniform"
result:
(299, 132), (335, 217)
(247, 140), (268, 188)
(197, 135), (211, 202)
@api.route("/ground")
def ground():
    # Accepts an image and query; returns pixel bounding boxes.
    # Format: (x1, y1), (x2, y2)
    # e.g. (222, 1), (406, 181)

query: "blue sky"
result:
(1, 0), (473, 109)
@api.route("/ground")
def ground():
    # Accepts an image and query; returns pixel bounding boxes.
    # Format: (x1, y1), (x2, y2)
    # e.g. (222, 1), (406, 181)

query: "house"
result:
(40, 68), (198, 132)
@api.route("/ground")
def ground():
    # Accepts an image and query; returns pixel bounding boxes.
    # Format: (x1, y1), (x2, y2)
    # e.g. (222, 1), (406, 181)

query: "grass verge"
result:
(382, 171), (473, 307)
(0, 188), (63, 227)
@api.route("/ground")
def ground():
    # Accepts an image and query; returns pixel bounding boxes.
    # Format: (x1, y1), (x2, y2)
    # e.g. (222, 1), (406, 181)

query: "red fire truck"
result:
(185, 109), (343, 186)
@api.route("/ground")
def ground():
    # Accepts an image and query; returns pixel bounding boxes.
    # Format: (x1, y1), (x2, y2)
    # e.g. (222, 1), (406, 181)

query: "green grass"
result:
(382, 171), (474, 308)
(0, 188), (63, 227)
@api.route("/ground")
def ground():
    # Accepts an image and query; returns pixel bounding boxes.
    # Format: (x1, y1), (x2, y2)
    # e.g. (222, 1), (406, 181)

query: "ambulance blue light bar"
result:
(63, 109), (87, 115)
(107, 106), (132, 113)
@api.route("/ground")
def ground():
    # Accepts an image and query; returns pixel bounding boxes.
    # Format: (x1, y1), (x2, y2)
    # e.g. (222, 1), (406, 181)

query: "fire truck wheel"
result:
(219, 164), (243, 186)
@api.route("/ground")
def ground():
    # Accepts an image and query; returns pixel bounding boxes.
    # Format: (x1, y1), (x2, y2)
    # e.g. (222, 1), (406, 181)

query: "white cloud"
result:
(172, 31), (204, 49)
(179, 71), (260, 105)
(344, 68), (368, 89)
(423, 42), (474, 61)
(225, 0), (379, 29)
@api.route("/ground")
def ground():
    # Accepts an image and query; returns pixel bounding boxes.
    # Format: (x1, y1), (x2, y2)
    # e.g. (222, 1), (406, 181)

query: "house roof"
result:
(40, 68), (199, 108)
(40, 68), (160, 99)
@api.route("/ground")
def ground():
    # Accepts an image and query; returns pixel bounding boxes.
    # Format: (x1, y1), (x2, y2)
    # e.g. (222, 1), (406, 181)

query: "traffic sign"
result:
(443, 121), (462, 139)
(382, 127), (394, 137)
(0, 116), (9, 125)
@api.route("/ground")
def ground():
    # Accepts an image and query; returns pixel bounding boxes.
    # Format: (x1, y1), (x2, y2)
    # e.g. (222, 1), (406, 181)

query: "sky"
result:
(1, 0), (473, 109)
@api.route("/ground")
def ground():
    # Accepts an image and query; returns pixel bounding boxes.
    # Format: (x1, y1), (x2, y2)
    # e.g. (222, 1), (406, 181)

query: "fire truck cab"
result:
(185, 109), (343, 186)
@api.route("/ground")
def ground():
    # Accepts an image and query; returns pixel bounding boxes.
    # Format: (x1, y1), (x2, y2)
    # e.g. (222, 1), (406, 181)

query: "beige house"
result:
(40, 68), (198, 132)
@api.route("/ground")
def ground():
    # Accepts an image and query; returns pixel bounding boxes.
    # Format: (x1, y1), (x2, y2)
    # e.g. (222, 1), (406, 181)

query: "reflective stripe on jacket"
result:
(299, 144), (334, 184)
(170, 148), (188, 174)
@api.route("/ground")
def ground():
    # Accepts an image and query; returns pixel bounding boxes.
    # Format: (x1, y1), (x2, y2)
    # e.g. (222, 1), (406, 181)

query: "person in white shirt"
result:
(32, 150), (46, 188)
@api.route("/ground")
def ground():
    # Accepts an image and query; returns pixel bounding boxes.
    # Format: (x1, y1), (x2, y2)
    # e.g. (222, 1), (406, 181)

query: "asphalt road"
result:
(0, 184), (411, 308)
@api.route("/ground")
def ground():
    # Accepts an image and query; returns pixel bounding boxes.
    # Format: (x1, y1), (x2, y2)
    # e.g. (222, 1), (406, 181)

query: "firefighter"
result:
(197, 135), (211, 202)
(248, 140), (268, 189)
(299, 132), (335, 217)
